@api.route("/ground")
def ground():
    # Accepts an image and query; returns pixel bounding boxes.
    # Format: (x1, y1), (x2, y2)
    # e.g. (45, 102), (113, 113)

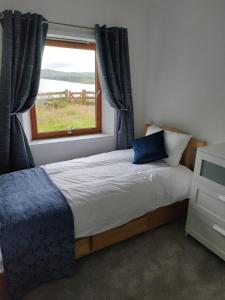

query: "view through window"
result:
(30, 40), (101, 139)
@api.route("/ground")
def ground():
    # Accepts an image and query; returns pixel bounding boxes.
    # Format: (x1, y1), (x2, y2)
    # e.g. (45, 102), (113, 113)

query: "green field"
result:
(36, 99), (95, 133)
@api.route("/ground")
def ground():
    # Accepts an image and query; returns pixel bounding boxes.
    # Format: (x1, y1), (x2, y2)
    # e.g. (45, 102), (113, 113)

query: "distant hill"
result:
(41, 69), (95, 84)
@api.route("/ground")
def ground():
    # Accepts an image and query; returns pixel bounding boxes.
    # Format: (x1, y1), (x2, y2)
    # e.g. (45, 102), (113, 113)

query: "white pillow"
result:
(146, 125), (192, 167)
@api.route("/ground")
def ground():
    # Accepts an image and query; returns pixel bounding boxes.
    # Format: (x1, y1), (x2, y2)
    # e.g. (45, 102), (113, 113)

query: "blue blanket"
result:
(0, 167), (75, 300)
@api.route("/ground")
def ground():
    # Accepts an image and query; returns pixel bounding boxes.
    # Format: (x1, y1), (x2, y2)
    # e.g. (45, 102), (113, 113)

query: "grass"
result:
(36, 98), (95, 132)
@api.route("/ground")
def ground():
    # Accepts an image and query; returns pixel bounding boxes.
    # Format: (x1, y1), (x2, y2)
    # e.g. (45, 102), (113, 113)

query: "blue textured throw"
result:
(0, 167), (75, 300)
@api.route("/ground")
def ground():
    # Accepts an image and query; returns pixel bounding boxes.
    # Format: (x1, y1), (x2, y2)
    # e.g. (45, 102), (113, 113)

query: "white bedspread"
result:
(44, 149), (192, 238)
(0, 149), (192, 273)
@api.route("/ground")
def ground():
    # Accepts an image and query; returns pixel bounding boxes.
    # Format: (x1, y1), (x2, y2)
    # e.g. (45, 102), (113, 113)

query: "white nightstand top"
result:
(199, 142), (225, 160)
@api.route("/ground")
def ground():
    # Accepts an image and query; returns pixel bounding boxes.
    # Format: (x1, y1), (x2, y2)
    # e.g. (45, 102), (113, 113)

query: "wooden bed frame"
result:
(0, 124), (207, 299)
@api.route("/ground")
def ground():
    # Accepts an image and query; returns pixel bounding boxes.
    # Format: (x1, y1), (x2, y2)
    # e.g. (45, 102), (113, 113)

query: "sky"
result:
(41, 46), (95, 73)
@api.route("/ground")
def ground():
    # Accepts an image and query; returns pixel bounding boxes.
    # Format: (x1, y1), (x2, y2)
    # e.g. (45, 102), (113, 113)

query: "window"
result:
(30, 39), (101, 139)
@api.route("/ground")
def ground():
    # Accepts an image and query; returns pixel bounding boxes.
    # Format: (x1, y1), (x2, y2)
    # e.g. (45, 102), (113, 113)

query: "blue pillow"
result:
(132, 130), (168, 164)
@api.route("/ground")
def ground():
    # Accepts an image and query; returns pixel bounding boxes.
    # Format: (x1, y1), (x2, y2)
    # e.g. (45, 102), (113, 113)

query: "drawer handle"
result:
(218, 195), (225, 203)
(212, 225), (225, 237)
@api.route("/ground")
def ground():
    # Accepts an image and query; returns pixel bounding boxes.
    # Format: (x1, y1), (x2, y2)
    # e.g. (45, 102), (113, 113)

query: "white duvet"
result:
(44, 149), (192, 237)
(0, 149), (192, 273)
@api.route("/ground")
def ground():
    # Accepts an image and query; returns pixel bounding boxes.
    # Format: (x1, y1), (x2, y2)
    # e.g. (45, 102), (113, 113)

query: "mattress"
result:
(0, 149), (193, 273)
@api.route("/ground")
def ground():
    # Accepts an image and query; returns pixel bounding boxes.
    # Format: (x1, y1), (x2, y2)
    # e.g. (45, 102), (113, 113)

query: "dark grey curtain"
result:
(0, 10), (48, 174)
(95, 24), (134, 150)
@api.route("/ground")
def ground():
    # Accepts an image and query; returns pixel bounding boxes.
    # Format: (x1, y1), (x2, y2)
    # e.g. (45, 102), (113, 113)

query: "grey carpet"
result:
(25, 220), (225, 300)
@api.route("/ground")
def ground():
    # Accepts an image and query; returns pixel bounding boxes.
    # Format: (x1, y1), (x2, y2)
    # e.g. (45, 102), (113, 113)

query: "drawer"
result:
(194, 151), (225, 195)
(190, 183), (225, 222)
(186, 207), (225, 260)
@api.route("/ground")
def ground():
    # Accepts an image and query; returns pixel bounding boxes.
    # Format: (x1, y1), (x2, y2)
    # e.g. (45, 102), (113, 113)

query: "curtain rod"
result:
(0, 12), (94, 30)
(43, 21), (94, 30)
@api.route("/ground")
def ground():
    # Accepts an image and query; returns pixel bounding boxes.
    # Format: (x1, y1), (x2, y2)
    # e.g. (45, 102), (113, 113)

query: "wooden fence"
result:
(37, 89), (95, 109)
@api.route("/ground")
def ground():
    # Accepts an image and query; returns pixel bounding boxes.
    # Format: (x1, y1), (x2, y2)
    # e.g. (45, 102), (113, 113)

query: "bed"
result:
(0, 125), (207, 299)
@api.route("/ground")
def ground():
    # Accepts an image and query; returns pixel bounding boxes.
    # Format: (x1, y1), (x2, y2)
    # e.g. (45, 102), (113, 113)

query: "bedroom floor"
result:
(25, 220), (225, 300)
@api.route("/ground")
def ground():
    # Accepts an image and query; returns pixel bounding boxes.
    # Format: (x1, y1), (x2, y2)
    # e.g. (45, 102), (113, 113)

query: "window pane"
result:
(36, 44), (96, 133)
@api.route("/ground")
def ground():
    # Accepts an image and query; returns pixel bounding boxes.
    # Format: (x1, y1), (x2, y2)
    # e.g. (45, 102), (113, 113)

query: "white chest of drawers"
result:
(185, 142), (225, 260)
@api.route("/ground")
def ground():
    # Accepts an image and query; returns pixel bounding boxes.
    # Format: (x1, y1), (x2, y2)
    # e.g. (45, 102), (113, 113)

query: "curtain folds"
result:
(95, 24), (134, 150)
(0, 10), (48, 174)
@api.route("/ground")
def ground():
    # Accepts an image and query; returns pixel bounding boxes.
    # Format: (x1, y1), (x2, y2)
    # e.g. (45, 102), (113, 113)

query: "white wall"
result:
(0, 0), (150, 164)
(146, 0), (225, 143)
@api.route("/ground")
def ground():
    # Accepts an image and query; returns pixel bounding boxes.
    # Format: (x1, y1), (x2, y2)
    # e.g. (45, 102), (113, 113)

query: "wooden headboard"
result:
(144, 124), (207, 170)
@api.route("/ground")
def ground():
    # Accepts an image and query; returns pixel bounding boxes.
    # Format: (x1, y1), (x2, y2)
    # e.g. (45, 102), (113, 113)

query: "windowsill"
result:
(29, 133), (114, 145)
